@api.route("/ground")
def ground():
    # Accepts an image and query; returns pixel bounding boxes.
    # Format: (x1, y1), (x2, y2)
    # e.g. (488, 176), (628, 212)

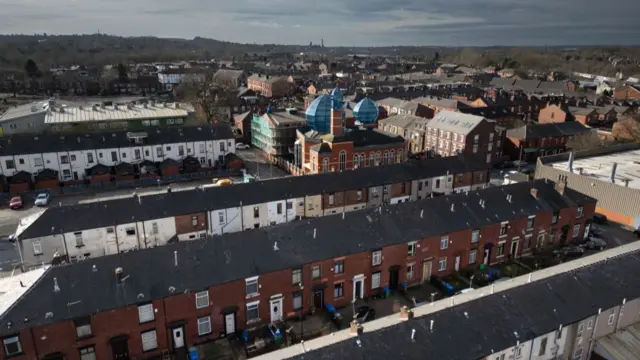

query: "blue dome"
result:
(353, 98), (379, 124)
(305, 94), (332, 133)
(330, 87), (343, 109)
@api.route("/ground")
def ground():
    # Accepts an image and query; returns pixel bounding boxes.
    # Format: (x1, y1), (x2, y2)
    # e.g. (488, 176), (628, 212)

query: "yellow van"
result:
(215, 178), (233, 186)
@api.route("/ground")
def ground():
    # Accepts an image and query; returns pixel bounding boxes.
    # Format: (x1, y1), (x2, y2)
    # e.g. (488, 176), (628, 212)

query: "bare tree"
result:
(566, 130), (608, 151)
(612, 115), (640, 142)
(178, 78), (235, 124)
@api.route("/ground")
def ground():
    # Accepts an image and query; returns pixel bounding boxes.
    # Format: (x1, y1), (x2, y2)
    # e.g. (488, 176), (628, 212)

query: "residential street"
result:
(235, 148), (291, 180)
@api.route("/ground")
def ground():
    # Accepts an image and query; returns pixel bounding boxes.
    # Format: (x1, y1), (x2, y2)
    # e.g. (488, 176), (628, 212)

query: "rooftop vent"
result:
(115, 267), (124, 284)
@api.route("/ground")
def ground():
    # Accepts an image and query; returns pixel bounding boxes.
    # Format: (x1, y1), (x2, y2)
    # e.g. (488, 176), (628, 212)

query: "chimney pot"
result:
(610, 162), (618, 183)
(115, 267), (124, 284)
(530, 188), (538, 199)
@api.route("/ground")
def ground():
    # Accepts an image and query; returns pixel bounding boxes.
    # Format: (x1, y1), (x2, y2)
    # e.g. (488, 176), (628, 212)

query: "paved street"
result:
(235, 148), (291, 180)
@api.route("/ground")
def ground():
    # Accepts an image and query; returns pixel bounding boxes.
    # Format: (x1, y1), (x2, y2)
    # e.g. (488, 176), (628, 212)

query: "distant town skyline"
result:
(1, 0), (639, 47)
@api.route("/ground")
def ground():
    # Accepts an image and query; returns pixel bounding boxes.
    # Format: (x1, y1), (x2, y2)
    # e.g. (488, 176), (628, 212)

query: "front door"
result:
(172, 327), (185, 349)
(313, 289), (324, 310)
(353, 277), (364, 301)
(510, 240), (519, 258)
(421, 261), (432, 284)
(224, 313), (236, 335)
(584, 223), (591, 240)
(111, 338), (129, 360)
(270, 297), (283, 322)
(389, 268), (399, 290)
(454, 256), (461, 271)
(73, 172), (79, 180)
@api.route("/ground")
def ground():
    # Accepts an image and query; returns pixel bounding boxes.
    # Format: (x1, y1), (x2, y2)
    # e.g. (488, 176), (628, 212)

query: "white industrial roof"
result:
(0, 268), (48, 317)
(45, 103), (189, 124)
(0, 102), (49, 122)
(548, 148), (640, 190)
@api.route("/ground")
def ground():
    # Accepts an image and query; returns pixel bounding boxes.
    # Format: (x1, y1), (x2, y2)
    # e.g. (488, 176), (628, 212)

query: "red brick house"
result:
(0, 180), (595, 360)
(505, 122), (593, 162)
(247, 74), (293, 98)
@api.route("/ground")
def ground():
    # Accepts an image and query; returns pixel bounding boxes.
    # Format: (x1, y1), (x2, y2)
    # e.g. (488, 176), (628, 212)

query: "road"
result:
(235, 148), (291, 180)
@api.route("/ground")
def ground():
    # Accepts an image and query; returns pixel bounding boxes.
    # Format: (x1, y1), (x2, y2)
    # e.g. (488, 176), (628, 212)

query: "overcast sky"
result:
(0, 0), (638, 46)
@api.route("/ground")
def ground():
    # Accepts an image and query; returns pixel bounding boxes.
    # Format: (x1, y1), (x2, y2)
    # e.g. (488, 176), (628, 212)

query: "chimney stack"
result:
(530, 188), (538, 199)
(330, 102), (344, 137)
(115, 267), (124, 284)
(610, 162), (617, 183)
(555, 180), (566, 195)
(567, 152), (575, 173)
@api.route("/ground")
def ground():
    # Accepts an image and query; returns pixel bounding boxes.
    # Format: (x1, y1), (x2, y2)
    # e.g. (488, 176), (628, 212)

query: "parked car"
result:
(512, 160), (528, 168)
(355, 306), (376, 323)
(9, 196), (23, 210)
(633, 227), (640, 238)
(589, 226), (604, 237)
(553, 245), (585, 258)
(236, 142), (250, 150)
(592, 214), (608, 224)
(580, 237), (608, 250)
(34, 192), (51, 206)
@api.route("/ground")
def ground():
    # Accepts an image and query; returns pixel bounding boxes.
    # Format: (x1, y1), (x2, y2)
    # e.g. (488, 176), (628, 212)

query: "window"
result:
(133, 149), (141, 160)
(246, 277), (259, 297)
(8, 124), (17, 130)
(32, 240), (43, 255)
(5, 160), (15, 169)
(151, 120), (159, 126)
(311, 265), (321, 280)
(500, 222), (508, 236)
(178, 146), (185, 156)
(110, 151), (118, 162)
(197, 316), (212, 335)
(573, 224), (581, 238)
(404, 242), (416, 257)
(406, 263), (415, 281)
(322, 158), (329, 172)
(527, 215), (535, 229)
(359, 154), (365, 168)
(218, 212), (225, 224)
(292, 268), (302, 285)
(383, 151), (389, 165)
(573, 347), (583, 360)
(75, 317), (92, 338)
(328, 194), (334, 205)
(142, 120), (150, 126)
(438, 258), (447, 271)
(356, 190), (362, 201)
(471, 230), (479, 243)
(469, 250), (477, 264)
(486, 153), (492, 163)
(577, 206), (584, 218)
(220, 142), (226, 152)
(608, 313), (615, 325)
(293, 291), (303, 310)
(389, 150), (395, 164)
(60, 155), (69, 164)
(538, 337), (547, 356)
(334, 282), (344, 298)
(126, 228), (136, 236)
(371, 272), (381, 289)
(34, 158), (43, 167)
(79, 346), (96, 360)
(199, 144), (206, 153)
(286, 201), (293, 210)
(277, 203), (283, 215)
(195, 291), (209, 309)
(338, 151), (347, 171)
(587, 319), (593, 329)
(353, 154), (359, 168)
(138, 303), (154, 323)
(74, 232), (84, 247)
(577, 322), (584, 334)
(497, 242), (505, 257)
(552, 211), (559, 224)
(156, 147), (163, 157)
(397, 150), (403, 163)
(253, 206), (259, 218)
(334, 260), (344, 274)
(440, 236), (449, 250)
(372, 250), (382, 266)
(3, 336), (22, 356)
(435, 179), (441, 188)
(375, 151), (381, 165)
(141, 330), (158, 351)
(191, 216), (199, 227)
(246, 301), (260, 322)
(369, 152), (375, 167)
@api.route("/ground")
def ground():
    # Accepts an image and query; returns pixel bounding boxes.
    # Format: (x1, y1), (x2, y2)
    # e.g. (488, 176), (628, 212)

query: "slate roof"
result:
(378, 115), (430, 130)
(506, 122), (593, 140)
(428, 110), (488, 135)
(412, 96), (469, 110)
(317, 128), (405, 148)
(18, 158), (490, 240)
(0, 124), (234, 156)
(286, 250), (640, 360)
(0, 101), (48, 122)
(490, 78), (517, 87)
(0, 180), (595, 335)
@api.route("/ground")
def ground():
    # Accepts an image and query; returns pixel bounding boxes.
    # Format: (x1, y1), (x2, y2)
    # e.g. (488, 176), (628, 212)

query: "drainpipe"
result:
(240, 201), (244, 230)
(114, 223), (121, 253)
(29, 328), (41, 360)
(586, 308), (602, 360)
(615, 298), (626, 332)
(141, 221), (148, 248)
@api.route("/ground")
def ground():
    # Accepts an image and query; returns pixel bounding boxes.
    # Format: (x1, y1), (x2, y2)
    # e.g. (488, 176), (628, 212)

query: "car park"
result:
(580, 237), (607, 251)
(9, 196), (23, 210)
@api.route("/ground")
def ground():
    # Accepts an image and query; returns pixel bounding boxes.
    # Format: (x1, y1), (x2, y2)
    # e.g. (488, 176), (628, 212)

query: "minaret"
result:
(321, 38), (324, 47)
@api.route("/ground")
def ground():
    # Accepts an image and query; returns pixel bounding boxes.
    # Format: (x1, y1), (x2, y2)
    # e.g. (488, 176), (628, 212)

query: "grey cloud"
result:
(0, 0), (638, 46)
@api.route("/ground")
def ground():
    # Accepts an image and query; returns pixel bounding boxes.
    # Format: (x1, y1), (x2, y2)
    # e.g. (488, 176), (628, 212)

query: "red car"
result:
(9, 196), (23, 210)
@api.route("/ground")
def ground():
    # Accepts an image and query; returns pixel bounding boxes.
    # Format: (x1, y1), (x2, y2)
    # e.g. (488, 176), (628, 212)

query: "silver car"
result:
(34, 193), (51, 206)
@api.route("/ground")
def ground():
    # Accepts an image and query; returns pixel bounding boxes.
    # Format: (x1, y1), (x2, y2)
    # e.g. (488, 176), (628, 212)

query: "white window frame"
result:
(246, 300), (260, 323)
(79, 346), (96, 360)
(573, 224), (581, 238)
(292, 268), (303, 285)
(32, 240), (43, 255)
(527, 215), (535, 229)
(245, 276), (259, 298)
(372, 250), (382, 266)
(195, 290), (209, 309)
(2, 336), (22, 356)
(138, 303), (154, 323)
(607, 313), (615, 325)
(577, 322), (584, 334)
(438, 258), (447, 271)
(577, 206), (584, 218)
(408, 241), (417, 256)
(587, 319), (593, 329)
(469, 250), (477, 264)
(406, 263), (415, 281)
(197, 316), (212, 335)
(311, 265), (321, 280)
(471, 230), (480, 243)
(371, 272), (381, 289)
(141, 330), (158, 351)
(440, 236), (449, 250)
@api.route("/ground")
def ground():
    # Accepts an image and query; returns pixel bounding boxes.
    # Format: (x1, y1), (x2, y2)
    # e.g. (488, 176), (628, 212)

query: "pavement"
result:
(235, 148), (290, 180)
